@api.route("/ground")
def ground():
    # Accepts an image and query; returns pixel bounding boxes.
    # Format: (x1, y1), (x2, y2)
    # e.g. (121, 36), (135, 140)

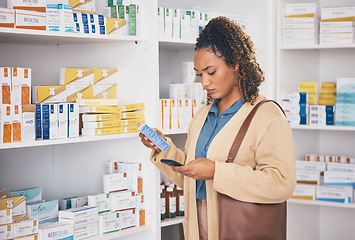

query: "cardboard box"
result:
(27, 200), (58, 224)
(38, 222), (74, 240)
(94, 68), (119, 85)
(79, 105), (122, 114)
(32, 86), (66, 104)
(46, 4), (59, 32)
(164, 8), (173, 39)
(15, 9), (46, 30)
(12, 219), (38, 238)
(118, 208), (135, 230)
(82, 113), (121, 122)
(103, 173), (128, 193)
(0, 8), (15, 28)
(60, 68), (95, 85)
(0, 196), (26, 216)
(0, 105), (13, 143)
(83, 120), (122, 129)
(10, 187), (42, 204)
(58, 103), (68, 139)
(98, 211), (120, 234)
(7, 0), (47, 12)
(88, 193), (110, 213)
(12, 104), (22, 142)
(136, 194), (145, 226)
(41, 104), (58, 140)
(0, 67), (11, 104)
(59, 4), (74, 32)
(121, 111), (144, 119)
(68, 103), (79, 138)
(81, 126), (122, 136)
(291, 184), (316, 200)
(0, 189), (5, 199)
(0, 224), (13, 239)
(0, 209), (12, 226)
(59, 206), (98, 220)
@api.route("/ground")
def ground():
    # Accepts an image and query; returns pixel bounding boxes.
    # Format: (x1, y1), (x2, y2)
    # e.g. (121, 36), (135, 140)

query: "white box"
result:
(68, 103), (79, 138)
(128, 4), (140, 36)
(160, 99), (170, 130)
(324, 171), (355, 188)
(104, 160), (119, 174)
(316, 185), (351, 203)
(58, 103), (68, 139)
(0, 104), (13, 143)
(73, 228), (98, 240)
(169, 83), (184, 99)
(103, 173), (128, 193)
(172, 9), (180, 40)
(327, 162), (355, 172)
(297, 170), (323, 185)
(12, 104), (22, 142)
(0, 209), (12, 226)
(73, 221), (98, 234)
(164, 8), (173, 39)
(320, 27), (354, 34)
(72, 0), (96, 13)
(58, 4), (74, 32)
(110, 191), (136, 211)
(180, 13), (191, 40)
(118, 209), (135, 230)
(0, 224), (13, 239)
(59, 206), (98, 220)
(38, 222), (74, 240)
(284, 3), (317, 17)
(7, 0), (47, 12)
(0, 67), (11, 104)
(320, 21), (355, 28)
(11, 84), (21, 105)
(136, 194), (145, 226)
(321, 7), (355, 21)
(15, 9), (46, 30)
(0, 8), (15, 28)
(46, 4), (59, 32)
(98, 211), (120, 234)
(21, 68), (31, 105)
(186, 10), (199, 40)
(12, 219), (38, 238)
(291, 184), (316, 200)
(27, 200), (58, 224)
(182, 62), (196, 84)
(88, 193), (110, 213)
(42, 104), (58, 140)
(10, 187), (42, 203)
(157, 7), (164, 38)
(295, 160), (326, 172)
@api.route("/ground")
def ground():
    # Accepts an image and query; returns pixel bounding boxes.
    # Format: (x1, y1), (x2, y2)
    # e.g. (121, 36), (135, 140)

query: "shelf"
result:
(0, 133), (138, 150)
(86, 225), (151, 240)
(291, 125), (355, 131)
(288, 198), (355, 209)
(163, 128), (188, 135)
(281, 43), (355, 50)
(159, 39), (195, 51)
(0, 27), (141, 45)
(161, 216), (185, 227)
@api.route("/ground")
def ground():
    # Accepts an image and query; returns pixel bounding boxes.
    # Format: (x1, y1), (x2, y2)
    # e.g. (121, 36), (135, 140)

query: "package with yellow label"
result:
(60, 68), (95, 85)
(94, 68), (118, 85)
(0, 196), (26, 216)
(103, 17), (126, 35)
(32, 86), (66, 103)
(81, 84), (117, 100)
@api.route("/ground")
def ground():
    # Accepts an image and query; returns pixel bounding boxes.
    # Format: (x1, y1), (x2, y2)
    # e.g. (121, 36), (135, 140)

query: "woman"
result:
(139, 16), (296, 240)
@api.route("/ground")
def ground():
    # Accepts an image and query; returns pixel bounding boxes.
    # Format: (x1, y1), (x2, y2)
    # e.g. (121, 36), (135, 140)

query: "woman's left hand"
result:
(171, 158), (215, 180)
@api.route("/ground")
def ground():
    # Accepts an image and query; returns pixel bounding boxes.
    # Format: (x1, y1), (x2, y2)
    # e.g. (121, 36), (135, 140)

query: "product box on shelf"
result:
(59, 4), (74, 32)
(15, 9), (46, 30)
(164, 8), (173, 39)
(21, 68), (31, 105)
(136, 193), (145, 226)
(81, 126), (122, 136)
(60, 68), (95, 85)
(83, 119), (122, 129)
(73, 227), (98, 240)
(77, 99), (117, 106)
(41, 104), (59, 140)
(98, 211), (120, 234)
(118, 208), (135, 230)
(12, 219), (38, 238)
(57, 103), (68, 139)
(65, 84), (91, 102)
(70, 0), (96, 14)
(79, 105), (122, 114)
(296, 160), (326, 172)
(110, 191), (137, 212)
(0, 104), (13, 143)
(59, 206), (98, 220)
(10, 187), (42, 204)
(121, 125), (139, 133)
(327, 162), (355, 172)
(0, 67), (11, 104)
(83, 84), (117, 100)
(82, 113), (122, 122)
(180, 13), (191, 40)
(0, 209), (12, 226)
(0, 189), (5, 199)
(291, 184), (316, 200)
(121, 103), (145, 112)
(0, 224), (13, 239)
(32, 86), (66, 104)
(38, 222), (74, 240)
(27, 200), (59, 224)
(284, 3), (317, 18)
(12, 214), (27, 223)
(121, 111), (144, 119)
(321, 6), (355, 22)
(324, 171), (355, 188)
(316, 185), (353, 203)
(73, 221), (98, 234)
(68, 103), (79, 138)
(46, 4), (59, 32)
(12, 104), (22, 142)
(157, 7), (164, 38)
(121, 118), (145, 127)
(297, 170), (323, 185)
(94, 68), (119, 85)
(172, 8), (181, 40)
(103, 173), (128, 193)
(0, 8), (15, 28)
(88, 193), (110, 213)
(0, 196), (26, 216)
(7, 0), (46, 12)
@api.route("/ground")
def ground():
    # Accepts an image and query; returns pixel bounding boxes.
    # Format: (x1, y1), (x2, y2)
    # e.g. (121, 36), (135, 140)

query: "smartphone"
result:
(160, 159), (184, 167)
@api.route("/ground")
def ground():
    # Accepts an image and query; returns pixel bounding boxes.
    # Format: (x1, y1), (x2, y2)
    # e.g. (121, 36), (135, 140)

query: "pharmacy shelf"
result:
(291, 125), (355, 131)
(161, 216), (185, 227)
(0, 28), (141, 45)
(159, 39), (195, 51)
(163, 128), (188, 135)
(0, 133), (138, 150)
(288, 198), (355, 209)
(86, 225), (151, 240)
(281, 43), (355, 50)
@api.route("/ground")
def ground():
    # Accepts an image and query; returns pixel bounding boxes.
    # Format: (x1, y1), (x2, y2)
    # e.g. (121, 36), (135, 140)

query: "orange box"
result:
(21, 68), (31, 105)
(12, 105), (22, 142)
(0, 8), (15, 28)
(0, 105), (13, 143)
(0, 68), (11, 104)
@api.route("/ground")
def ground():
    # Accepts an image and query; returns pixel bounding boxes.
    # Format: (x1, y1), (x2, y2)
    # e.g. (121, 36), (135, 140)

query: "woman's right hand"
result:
(138, 122), (166, 154)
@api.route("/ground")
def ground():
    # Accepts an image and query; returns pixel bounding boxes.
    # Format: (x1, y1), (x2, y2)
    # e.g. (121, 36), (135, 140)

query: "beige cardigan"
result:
(150, 94), (296, 240)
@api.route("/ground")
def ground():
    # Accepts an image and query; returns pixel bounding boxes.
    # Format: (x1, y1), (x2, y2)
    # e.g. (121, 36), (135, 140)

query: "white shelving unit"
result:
(277, 0), (355, 239)
(161, 216), (185, 228)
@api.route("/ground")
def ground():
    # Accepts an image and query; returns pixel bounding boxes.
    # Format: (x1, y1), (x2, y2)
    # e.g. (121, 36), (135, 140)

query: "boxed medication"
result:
(83, 120), (122, 129)
(59, 206), (98, 220)
(284, 3), (317, 18)
(41, 104), (58, 140)
(60, 68), (95, 85)
(161, 99), (170, 130)
(110, 191), (136, 212)
(0, 189), (5, 199)
(296, 160), (326, 172)
(7, 0), (47, 12)
(14, 234), (38, 239)
(77, 99), (117, 106)
(121, 103), (145, 112)
(118, 208), (135, 230)
(103, 173), (128, 193)
(15, 9), (46, 30)
(316, 185), (352, 203)
(103, 17), (126, 35)
(321, 7), (355, 22)
(121, 118), (145, 127)
(11, 84), (22, 105)
(88, 193), (110, 213)
(81, 126), (122, 136)
(297, 170), (323, 185)
(183, 62), (196, 84)
(12, 219), (38, 238)
(82, 113), (122, 122)
(138, 123), (170, 151)
(58, 4), (74, 32)
(172, 8), (181, 40)
(136, 194), (145, 226)
(68, 103), (79, 138)
(0, 67), (11, 104)
(60, 214), (98, 226)
(121, 111), (144, 119)
(164, 8), (173, 39)
(27, 200), (58, 224)
(32, 86), (66, 104)
(324, 171), (355, 188)
(158, 7), (164, 38)
(12, 104), (22, 142)
(73, 228), (98, 240)
(104, 160), (119, 174)
(180, 13), (191, 40)
(71, 0), (96, 14)
(46, 4), (59, 32)
(86, 84), (117, 100)
(128, 4), (140, 36)
(0, 209), (12, 226)
(13, 214), (27, 223)
(0, 224), (13, 239)
(58, 103), (68, 139)
(121, 125), (139, 133)
(10, 187), (42, 203)
(79, 105), (122, 114)
(21, 68), (31, 105)
(38, 222), (74, 240)
(186, 10), (199, 39)
(291, 184), (316, 200)
(65, 84), (91, 102)
(98, 211), (120, 234)
(0, 104), (13, 143)
(73, 221), (97, 233)
(94, 68), (119, 85)
(0, 8), (15, 28)
(169, 83), (185, 99)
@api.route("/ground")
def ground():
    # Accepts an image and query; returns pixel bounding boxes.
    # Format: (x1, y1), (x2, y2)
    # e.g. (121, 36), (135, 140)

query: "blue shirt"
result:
(195, 98), (244, 200)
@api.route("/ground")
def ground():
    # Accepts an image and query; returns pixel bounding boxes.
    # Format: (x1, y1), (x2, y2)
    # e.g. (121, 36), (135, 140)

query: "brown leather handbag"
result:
(218, 100), (287, 240)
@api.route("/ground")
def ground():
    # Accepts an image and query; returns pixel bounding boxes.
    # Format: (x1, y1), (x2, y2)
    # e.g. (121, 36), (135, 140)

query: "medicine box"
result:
(118, 208), (136, 230)
(297, 170), (323, 185)
(60, 68), (95, 85)
(83, 120), (122, 129)
(316, 185), (351, 203)
(121, 103), (145, 112)
(60, 214), (98, 226)
(103, 173), (128, 193)
(81, 126), (122, 136)
(68, 103), (79, 138)
(0, 209), (12, 226)
(79, 105), (122, 114)
(10, 187), (42, 203)
(77, 99), (118, 106)
(0, 224), (13, 239)
(0, 105), (13, 143)
(0, 8), (15, 28)
(321, 7), (355, 22)
(98, 211), (120, 234)
(21, 68), (31, 104)
(284, 3), (317, 18)
(73, 221), (98, 234)
(136, 193), (145, 226)
(324, 171), (355, 188)
(32, 86), (66, 103)
(110, 191), (136, 212)
(15, 9), (46, 30)
(128, 4), (140, 36)
(138, 123), (170, 151)
(46, 4), (59, 32)
(71, 0), (96, 14)
(38, 222), (74, 240)
(7, 0), (47, 12)
(59, 206), (98, 220)
(42, 104), (58, 140)
(0, 196), (26, 216)
(12, 219), (38, 238)
(94, 68), (119, 85)
(121, 111), (144, 119)
(59, 4), (74, 33)
(12, 105), (22, 142)
(296, 160), (326, 172)
(88, 193), (110, 213)
(0, 67), (11, 104)
(58, 103), (68, 139)
(291, 184), (316, 200)
(0, 189), (5, 199)
(27, 200), (58, 224)
(73, 227), (98, 240)
(12, 214), (27, 223)
(82, 113), (122, 122)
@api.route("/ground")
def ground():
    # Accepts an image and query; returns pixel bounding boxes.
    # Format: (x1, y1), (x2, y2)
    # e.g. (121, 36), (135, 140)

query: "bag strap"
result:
(226, 100), (285, 163)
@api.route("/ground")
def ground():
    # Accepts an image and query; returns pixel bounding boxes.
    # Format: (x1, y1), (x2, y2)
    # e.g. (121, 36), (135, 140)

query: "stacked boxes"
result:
(320, 7), (355, 45)
(318, 82), (337, 106)
(282, 3), (318, 46)
(309, 105), (335, 126)
(335, 78), (355, 126)
(69, 0), (96, 14)
(298, 82), (317, 105)
(282, 92), (308, 125)
(0, 8), (15, 28)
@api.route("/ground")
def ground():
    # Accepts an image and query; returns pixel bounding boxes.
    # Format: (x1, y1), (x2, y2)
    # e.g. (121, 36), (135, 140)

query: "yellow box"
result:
(82, 113), (121, 122)
(32, 86), (66, 103)
(0, 67), (11, 104)
(0, 224), (13, 239)
(320, 82), (336, 94)
(94, 68), (118, 85)
(21, 68), (31, 105)
(66, 84), (92, 102)
(87, 84), (117, 99)
(0, 209), (12, 226)
(121, 125), (139, 133)
(121, 103), (145, 112)
(83, 120), (122, 129)
(0, 105), (13, 143)
(80, 105), (122, 114)
(0, 189), (5, 199)
(12, 214), (27, 223)
(60, 68), (95, 85)
(77, 99), (118, 106)
(12, 105), (22, 142)
(298, 82), (317, 93)
(121, 118), (145, 126)
(81, 126), (122, 136)
(122, 111), (145, 119)
(68, 0), (92, 8)
(0, 196), (26, 216)
(318, 93), (336, 105)
(105, 17), (126, 35)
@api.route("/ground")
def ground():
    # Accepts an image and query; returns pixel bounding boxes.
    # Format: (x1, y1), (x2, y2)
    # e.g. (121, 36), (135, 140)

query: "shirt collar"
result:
(209, 98), (244, 116)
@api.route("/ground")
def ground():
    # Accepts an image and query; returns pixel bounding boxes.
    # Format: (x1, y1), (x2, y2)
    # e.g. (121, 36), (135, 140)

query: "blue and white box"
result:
(58, 4), (74, 32)
(68, 103), (79, 138)
(58, 103), (68, 139)
(316, 185), (353, 203)
(324, 171), (355, 188)
(35, 104), (43, 139)
(46, 4), (60, 32)
(10, 187), (42, 204)
(138, 123), (170, 151)
(42, 104), (58, 140)
(39, 222), (74, 240)
(27, 200), (59, 224)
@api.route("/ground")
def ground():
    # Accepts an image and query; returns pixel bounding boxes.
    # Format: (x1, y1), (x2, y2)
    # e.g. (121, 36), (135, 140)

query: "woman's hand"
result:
(138, 122), (166, 154)
(171, 158), (215, 180)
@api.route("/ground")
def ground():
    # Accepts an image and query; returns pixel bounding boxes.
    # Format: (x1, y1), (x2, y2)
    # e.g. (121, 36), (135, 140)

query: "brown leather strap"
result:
(226, 100), (285, 163)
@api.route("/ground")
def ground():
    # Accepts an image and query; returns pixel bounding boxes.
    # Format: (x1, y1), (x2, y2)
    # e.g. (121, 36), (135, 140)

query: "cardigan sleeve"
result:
(213, 110), (297, 204)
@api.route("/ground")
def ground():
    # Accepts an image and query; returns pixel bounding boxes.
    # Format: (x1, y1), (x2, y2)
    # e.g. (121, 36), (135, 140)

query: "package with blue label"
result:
(10, 187), (42, 204)
(26, 200), (58, 224)
(39, 222), (74, 240)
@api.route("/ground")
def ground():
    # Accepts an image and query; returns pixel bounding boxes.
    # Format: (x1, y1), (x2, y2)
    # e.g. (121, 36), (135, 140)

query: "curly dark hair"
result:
(195, 16), (264, 105)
